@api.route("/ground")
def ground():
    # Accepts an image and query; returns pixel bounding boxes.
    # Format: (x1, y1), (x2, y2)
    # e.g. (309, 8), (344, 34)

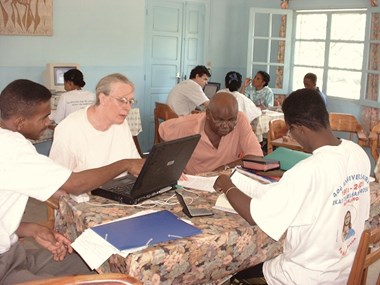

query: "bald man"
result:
(159, 92), (263, 174)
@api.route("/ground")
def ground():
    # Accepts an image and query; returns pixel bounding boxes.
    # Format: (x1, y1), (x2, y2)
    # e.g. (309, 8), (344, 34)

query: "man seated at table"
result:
(0, 79), (145, 284)
(50, 73), (141, 172)
(159, 92), (263, 175)
(166, 65), (211, 116)
(303, 72), (327, 106)
(217, 71), (261, 123)
(214, 88), (370, 284)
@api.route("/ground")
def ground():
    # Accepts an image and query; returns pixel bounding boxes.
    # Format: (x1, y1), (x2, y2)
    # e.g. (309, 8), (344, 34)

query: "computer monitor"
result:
(203, 82), (221, 99)
(44, 63), (80, 92)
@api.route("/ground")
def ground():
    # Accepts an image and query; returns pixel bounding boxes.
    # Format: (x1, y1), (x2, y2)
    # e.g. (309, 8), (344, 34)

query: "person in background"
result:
(53, 69), (95, 124)
(166, 65), (211, 116)
(160, 92), (263, 175)
(214, 88), (370, 285)
(303, 72), (327, 105)
(50, 73), (141, 172)
(218, 71), (262, 123)
(240, 71), (274, 109)
(0, 79), (144, 284)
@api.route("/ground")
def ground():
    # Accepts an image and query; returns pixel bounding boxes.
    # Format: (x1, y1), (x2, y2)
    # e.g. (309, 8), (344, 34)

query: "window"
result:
(363, 11), (380, 106)
(292, 10), (367, 100)
(246, 8), (293, 94)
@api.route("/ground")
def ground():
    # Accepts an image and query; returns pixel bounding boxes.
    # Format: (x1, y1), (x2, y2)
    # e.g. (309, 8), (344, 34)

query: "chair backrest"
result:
(329, 113), (367, 144)
(369, 122), (380, 162)
(18, 273), (143, 285)
(347, 227), (380, 285)
(267, 119), (288, 154)
(154, 102), (178, 144)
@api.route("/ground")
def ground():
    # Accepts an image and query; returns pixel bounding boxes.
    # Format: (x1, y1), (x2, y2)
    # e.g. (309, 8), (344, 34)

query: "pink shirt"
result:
(159, 112), (263, 174)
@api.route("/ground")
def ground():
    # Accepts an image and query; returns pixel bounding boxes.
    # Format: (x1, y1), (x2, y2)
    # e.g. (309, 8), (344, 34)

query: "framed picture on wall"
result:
(0, 0), (52, 36)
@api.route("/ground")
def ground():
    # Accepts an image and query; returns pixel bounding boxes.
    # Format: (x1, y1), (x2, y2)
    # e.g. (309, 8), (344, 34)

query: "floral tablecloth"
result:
(252, 110), (284, 142)
(56, 182), (380, 285)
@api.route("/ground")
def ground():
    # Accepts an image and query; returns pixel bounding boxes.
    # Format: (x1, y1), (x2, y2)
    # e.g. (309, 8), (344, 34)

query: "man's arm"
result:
(213, 174), (255, 225)
(60, 158), (145, 196)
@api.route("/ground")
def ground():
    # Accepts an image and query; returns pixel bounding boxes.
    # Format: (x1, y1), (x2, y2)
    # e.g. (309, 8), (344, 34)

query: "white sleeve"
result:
(54, 94), (67, 124)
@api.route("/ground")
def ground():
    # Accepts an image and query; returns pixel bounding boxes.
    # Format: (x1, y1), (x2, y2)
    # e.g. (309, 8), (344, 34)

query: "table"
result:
(55, 182), (380, 285)
(252, 110), (284, 142)
(271, 137), (306, 152)
(55, 190), (283, 285)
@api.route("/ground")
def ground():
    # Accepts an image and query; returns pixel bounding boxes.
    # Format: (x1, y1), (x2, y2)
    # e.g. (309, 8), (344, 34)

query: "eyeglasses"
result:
(109, 95), (137, 106)
(209, 111), (237, 127)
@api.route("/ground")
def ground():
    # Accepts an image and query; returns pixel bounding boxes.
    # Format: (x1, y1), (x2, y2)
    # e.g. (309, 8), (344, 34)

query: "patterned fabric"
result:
(55, 182), (380, 285)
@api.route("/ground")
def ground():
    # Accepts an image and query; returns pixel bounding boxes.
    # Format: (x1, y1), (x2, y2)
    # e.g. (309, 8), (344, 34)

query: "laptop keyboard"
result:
(108, 184), (134, 195)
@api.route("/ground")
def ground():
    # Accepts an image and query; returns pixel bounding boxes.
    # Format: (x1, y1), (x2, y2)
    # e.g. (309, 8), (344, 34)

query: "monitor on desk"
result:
(44, 63), (80, 93)
(203, 82), (221, 99)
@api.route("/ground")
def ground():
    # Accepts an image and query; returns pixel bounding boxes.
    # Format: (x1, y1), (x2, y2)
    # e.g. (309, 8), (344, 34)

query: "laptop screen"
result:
(203, 82), (221, 99)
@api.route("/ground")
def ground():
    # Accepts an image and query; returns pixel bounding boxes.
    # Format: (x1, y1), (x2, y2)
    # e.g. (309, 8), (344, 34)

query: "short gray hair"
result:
(95, 73), (135, 105)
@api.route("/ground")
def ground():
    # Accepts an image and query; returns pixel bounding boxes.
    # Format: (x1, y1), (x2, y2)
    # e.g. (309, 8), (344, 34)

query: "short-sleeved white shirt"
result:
(166, 79), (209, 116)
(249, 139), (370, 284)
(54, 90), (96, 124)
(0, 129), (71, 254)
(50, 106), (140, 172)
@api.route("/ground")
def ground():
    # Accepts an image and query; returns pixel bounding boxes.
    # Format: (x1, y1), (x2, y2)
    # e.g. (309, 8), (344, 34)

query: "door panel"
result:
(143, 0), (205, 150)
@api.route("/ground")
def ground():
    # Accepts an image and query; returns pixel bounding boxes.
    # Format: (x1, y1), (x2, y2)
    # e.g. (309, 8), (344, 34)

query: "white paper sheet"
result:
(178, 175), (218, 192)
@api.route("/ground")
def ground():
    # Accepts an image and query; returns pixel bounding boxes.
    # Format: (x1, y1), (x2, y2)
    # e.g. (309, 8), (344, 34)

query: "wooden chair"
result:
(347, 227), (380, 285)
(18, 273), (142, 285)
(267, 119), (288, 154)
(369, 122), (380, 162)
(154, 102), (178, 144)
(329, 113), (367, 146)
(42, 197), (59, 230)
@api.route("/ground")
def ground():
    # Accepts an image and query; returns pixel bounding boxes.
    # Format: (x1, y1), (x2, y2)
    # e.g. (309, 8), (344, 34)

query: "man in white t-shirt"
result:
(214, 88), (370, 285)
(0, 79), (144, 284)
(166, 65), (211, 115)
(50, 73), (141, 172)
(53, 69), (96, 124)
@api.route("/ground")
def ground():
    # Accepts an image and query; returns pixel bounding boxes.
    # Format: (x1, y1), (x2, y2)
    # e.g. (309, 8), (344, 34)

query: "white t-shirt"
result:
(166, 79), (209, 116)
(54, 90), (96, 124)
(49, 106), (140, 172)
(249, 139), (370, 284)
(0, 129), (71, 254)
(218, 88), (262, 122)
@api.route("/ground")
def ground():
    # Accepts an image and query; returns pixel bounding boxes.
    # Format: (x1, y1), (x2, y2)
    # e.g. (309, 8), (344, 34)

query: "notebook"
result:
(264, 147), (311, 170)
(91, 134), (201, 204)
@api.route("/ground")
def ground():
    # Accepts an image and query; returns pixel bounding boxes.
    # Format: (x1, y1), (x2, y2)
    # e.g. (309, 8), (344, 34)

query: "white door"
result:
(142, 0), (205, 150)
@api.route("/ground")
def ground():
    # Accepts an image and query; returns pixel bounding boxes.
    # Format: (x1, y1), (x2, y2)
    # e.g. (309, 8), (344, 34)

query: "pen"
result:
(145, 238), (153, 246)
(104, 233), (108, 241)
(168, 234), (183, 238)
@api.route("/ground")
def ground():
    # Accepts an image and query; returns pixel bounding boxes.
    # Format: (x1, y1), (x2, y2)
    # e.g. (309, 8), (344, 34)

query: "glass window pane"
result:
(296, 14), (327, 40)
(331, 13), (366, 41)
(368, 43), (380, 71)
(270, 40), (286, 63)
(370, 13), (380, 41)
(254, 13), (270, 37)
(329, 43), (364, 70)
(366, 73), (380, 101)
(253, 39), (268, 62)
(327, 70), (361, 100)
(294, 41), (325, 67)
(272, 14), (286, 38)
(292, 67), (324, 91)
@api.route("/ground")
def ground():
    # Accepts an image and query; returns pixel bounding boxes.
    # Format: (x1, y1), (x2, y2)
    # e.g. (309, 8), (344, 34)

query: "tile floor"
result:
(22, 198), (380, 284)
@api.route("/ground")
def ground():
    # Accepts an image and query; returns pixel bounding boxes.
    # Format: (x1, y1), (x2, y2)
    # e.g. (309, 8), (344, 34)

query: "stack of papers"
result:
(177, 175), (218, 192)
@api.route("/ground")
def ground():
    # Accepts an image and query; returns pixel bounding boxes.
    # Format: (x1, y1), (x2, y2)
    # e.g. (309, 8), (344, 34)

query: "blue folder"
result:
(91, 210), (202, 251)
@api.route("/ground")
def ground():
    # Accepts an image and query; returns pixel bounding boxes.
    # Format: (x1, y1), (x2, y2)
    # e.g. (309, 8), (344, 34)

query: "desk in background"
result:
(252, 110), (284, 142)
(56, 182), (380, 285)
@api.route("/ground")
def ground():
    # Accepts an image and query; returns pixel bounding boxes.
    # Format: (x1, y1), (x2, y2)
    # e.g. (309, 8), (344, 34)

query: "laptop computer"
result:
(91, 134), (201, 204)
(203, 82), (221, 99)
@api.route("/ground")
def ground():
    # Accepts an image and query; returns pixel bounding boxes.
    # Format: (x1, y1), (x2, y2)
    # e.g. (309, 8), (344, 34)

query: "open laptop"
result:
(91, 134), (201, 204)
(203, 82), (221, 99)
